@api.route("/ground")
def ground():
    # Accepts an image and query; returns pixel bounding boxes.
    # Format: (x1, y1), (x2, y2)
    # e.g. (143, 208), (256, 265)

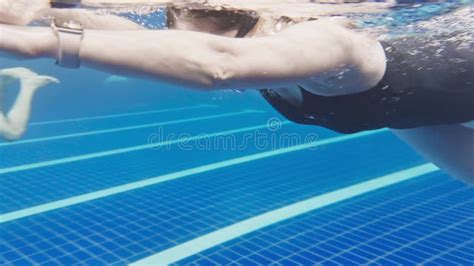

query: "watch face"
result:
(55, 19), (83, 31)
(63, 21), (83, 30)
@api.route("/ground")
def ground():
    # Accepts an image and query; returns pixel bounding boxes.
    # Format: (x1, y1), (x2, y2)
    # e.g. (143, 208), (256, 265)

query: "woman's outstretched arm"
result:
(0, 0), (143, 30)
(0, 20), (385, 93)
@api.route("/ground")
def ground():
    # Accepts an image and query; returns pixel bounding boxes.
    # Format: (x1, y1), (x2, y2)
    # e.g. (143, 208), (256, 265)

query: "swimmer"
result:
(0, 67), (59, 140)
(0, 0), (472, 183)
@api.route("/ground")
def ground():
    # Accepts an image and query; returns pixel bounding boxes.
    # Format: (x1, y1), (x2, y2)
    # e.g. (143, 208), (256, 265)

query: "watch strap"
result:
(52, 19), (84, 68)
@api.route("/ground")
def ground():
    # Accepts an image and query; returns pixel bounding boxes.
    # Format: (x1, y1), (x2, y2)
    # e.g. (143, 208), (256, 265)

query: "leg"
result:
(0, 68), (58, 140)
(462, 120), (474, 129)
(0, 68), (18, 113)
(0, 114), (10, 138)
(0, 69), (17, 138)
(392, 125), (474, 185)
(0, 73), (6, 113)
(0, 72), (10, 134)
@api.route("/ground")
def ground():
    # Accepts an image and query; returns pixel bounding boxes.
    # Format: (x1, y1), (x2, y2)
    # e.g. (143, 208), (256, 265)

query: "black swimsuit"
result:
(261, 34), (474, 134)
(50, 0), (81, 9)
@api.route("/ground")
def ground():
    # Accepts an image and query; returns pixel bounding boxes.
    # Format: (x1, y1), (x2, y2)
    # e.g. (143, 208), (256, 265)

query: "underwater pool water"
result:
(1, 1), (473, 265)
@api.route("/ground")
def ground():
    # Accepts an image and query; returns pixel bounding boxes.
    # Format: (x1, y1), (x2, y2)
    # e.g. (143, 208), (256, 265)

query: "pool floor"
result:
(1, 103), (473, 265)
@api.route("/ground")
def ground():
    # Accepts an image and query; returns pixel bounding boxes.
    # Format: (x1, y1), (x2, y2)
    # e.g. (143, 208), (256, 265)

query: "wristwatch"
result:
(51, 18), (84, 68)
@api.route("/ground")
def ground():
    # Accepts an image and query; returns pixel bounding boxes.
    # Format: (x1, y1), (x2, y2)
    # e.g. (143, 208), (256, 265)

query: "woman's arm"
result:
(1, 20), (385, 93)
(0, 0), (143, 30)
(38, 8), (145, 30)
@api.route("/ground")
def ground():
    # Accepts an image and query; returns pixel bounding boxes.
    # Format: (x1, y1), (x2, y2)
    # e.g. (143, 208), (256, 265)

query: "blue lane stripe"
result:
(0, 129), (385, 223)
(0, 122), (291, 176)
(28, 104), (216, 126)
(0, 110), (259, 147)
(131, 163), (439, 266)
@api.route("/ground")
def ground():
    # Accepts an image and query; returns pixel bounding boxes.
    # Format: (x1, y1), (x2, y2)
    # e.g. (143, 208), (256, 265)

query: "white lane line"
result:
(131, 163), (439, 266)
(0, 121), (290, 176)
(29, 104), (216, 126)
(0, 129), (385, 223)
(0, 110), (260, 147)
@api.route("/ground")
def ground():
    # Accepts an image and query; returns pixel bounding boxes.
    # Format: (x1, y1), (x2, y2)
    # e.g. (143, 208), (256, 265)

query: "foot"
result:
(1, 67), (59, 91)
(0, 67), (34, 89)
(24, 75), (60, 91)
(0, 0), (49, 25)
(1, 67), (38, 79)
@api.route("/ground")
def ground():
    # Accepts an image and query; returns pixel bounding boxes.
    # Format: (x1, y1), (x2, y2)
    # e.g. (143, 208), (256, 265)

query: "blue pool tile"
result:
(2, 113), (472, 266)
(182, 172), (473, 264)
(2, 251), (22, 262)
